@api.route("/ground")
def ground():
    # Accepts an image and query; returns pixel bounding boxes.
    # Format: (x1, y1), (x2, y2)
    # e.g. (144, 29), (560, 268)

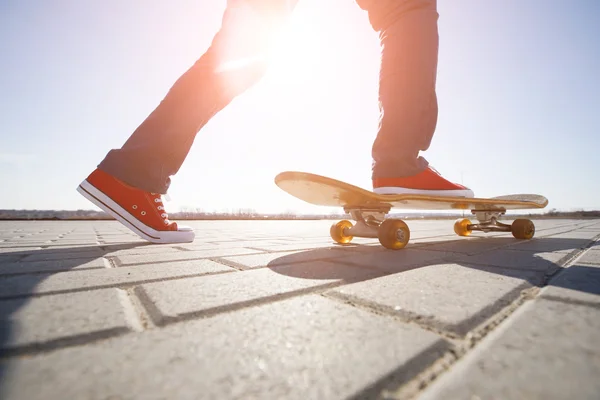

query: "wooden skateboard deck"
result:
(275, 171), (548, 250)
(275, 171), (548, 212)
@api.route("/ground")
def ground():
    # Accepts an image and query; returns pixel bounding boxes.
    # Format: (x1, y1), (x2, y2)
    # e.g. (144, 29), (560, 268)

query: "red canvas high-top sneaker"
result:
(77, 169), (195, 244)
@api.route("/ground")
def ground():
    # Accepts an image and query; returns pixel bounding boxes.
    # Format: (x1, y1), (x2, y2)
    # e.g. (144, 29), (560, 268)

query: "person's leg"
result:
(357, 0), (439, 179)
(98, 0), (297, 194)
(78, 0), (297, 243)
(357, 0), (472, 197)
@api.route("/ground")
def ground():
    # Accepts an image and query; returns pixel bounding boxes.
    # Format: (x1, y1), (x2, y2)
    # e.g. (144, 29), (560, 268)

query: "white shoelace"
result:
(151, 193), (171, 225)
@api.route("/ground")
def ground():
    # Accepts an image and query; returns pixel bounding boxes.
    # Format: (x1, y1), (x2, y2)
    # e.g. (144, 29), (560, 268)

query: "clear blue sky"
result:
(1, 0), (598, 214)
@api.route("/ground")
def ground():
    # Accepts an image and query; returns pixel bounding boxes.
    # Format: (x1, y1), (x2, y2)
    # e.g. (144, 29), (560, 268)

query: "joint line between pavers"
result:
(539, 233), (600, 286)
(112, 251), (268, 268)
(389, 287), (541, 399)
(117, 288), (147, 332)
(536, 224), (600, 238)
(0, 327), (131, 359)
(132, 286), (165, 327)
(461, 286), (539, 347)
(451, 282), (536, 337)
(541, 295), (600, 310)
(379, 345), (460, 400)
(0, 266), (104, 277)
(241, 245), (349, 254)
(171, 246), (192, 252)
(455, 260), (557, 276)
(322, 291), (463, 342)
(210, 254), (359, 271)
(206, 238), (289, 245)
(137, 281), (352, 327)
(209, 257), (247, 271)
(455, 242), (600, 287)
(415, 242), (514, 256)
(326, 280), (541, 345)
(0, 244), (44, 250)
(244, 246), (275, 253)
(347, 339), (453, 400)
(560, 246), (597, 267)
(103, 257), (117, 268)
(0, 269), (236, 301)
(578, 260), (600, 266)
(324, 257), (431, 277)
(409, 237), (462, 247)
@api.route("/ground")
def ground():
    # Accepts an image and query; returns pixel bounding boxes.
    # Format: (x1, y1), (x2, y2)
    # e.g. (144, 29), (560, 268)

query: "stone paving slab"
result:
(104, 244), (203, 256)
(510, 236), (594, 253)
(541, 264), (600, 305)
(0, 219), (599, 399)
(137, 261), (382, 326)
(409, 235), (461, 245)
(219, 248), (352, 270)
(336, 247), (453, 273)
(412, 236), (517, 255)
(0, 289), (137, 355)
(578, 248), (600, 265)
(328, 263), (543, 336)
(0, 257), (105, 275)
(0, 295), (450, 400)
(112, 247), (258, 266)
(418, 298), (600, 400)
(245, 243), (342, 252)
(0, 259), (233, 299)
(447, 248), (569, 273)
(0, 247), (42, 254)
(19, 247), (107, 262)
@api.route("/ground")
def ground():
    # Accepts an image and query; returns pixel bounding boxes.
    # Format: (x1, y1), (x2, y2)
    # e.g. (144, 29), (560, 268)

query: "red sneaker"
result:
(373, 166), (474, 197)
(77, 169), (195, 244)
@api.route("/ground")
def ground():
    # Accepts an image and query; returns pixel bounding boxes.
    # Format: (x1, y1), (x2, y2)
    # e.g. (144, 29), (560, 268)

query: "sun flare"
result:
(215, 3), (326, 96)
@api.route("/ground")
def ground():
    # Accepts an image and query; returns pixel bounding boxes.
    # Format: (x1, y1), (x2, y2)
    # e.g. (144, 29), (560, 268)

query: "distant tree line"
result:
(1, 208), (599, 221)
(0, 209), (345, 221)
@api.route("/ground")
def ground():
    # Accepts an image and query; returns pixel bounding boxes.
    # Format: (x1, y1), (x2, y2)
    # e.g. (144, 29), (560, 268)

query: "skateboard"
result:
(275, 171), (548, 250)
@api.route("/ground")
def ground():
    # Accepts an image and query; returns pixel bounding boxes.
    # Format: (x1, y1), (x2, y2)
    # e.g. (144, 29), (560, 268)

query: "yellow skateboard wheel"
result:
(330, 220), (353, 244)
(511, 219), (535, 239)
(454, 218), (472, 236)
(378, 219), (410, 250)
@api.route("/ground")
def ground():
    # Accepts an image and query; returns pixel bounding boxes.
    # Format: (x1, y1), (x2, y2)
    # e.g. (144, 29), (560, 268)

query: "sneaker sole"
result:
(77, 180), (195, 244)
(373, 187), (475, 197)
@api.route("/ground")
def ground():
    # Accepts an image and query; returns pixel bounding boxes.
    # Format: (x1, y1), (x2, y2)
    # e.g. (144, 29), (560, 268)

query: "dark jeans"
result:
(99, 0), (439, 194)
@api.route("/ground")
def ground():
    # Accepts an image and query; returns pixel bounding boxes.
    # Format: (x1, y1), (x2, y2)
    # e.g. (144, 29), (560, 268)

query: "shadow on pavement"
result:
(266, 236), (600, 295)
(0, 243), (147, 385)
(0, 235), (597, 392)
(266, 235), (599, 339)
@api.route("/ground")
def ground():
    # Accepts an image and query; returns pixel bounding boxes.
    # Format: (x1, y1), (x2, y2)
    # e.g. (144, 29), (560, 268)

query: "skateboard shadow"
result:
(266, 235), (600, 296)
(266, 235), (599, 337)
(0, 242), (148, 387)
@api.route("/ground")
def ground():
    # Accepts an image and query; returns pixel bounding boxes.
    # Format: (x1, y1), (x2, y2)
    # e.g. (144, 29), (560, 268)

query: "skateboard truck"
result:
(454, 209), (535, 239)
(330, 206), (411, 250)
(331, 206), (536, 250)
(468, 209), (512, 233)
(343, 208), (389, 238)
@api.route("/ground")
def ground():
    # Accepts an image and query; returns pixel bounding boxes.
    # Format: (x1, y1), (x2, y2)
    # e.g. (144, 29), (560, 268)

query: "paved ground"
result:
(0, 218), (599, 399)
